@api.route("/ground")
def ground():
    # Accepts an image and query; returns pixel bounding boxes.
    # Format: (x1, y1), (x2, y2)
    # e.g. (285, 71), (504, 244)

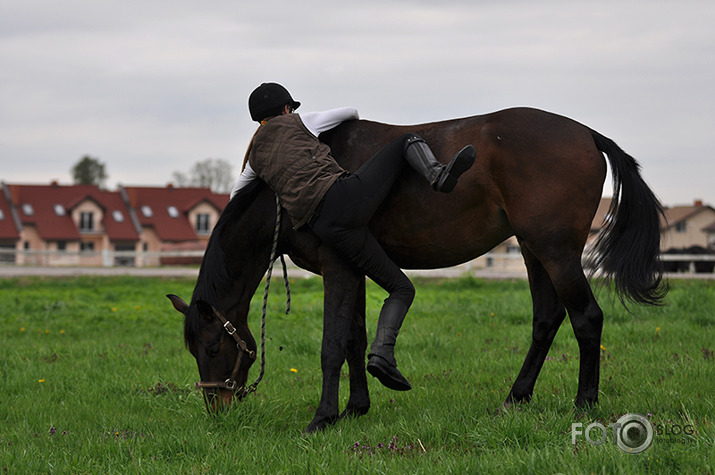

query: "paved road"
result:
(1, 265), (711, 280)
(0, 264), (529, 280)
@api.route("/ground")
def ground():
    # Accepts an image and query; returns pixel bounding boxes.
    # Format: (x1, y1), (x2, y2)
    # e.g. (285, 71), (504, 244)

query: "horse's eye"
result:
(206, 345), (220, 358)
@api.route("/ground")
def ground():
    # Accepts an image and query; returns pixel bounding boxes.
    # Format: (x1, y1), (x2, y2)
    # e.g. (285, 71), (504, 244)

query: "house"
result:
(2, 182), (141, 266)
(705, 221), (715, 250)
(0, 181), (228, 267)
(589, 198), (715, 273)
(0, 185), (21, 263)
(660, 200), (715, 251)
(590, 198), (715, 251)
(119, 185), (228, 266)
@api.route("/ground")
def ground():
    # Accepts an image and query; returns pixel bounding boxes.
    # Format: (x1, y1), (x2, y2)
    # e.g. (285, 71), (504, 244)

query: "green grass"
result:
(0, 275), (713, 474)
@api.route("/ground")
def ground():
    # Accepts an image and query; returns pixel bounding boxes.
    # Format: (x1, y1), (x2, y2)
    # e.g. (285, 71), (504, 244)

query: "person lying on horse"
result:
(230, 82), (476, 391)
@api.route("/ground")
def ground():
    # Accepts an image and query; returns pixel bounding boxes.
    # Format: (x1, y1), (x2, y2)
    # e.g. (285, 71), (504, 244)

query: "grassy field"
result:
(0, 275), (713, 474)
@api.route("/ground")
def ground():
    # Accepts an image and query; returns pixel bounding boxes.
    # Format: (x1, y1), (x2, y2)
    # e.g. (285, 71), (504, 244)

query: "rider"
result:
(231, 82), (475, 391)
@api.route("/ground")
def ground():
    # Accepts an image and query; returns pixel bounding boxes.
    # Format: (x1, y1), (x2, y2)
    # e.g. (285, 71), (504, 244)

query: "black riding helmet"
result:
(248, 83), (301, 122)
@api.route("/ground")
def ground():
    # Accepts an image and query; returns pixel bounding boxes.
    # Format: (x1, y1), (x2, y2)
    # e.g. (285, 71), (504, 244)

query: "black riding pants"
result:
(310, 134), (417, 308)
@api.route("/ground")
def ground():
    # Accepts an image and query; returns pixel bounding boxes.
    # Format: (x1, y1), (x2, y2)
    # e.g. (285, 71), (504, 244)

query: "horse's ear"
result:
(166, 294), (189, 314)
(195, 300), (215, 321)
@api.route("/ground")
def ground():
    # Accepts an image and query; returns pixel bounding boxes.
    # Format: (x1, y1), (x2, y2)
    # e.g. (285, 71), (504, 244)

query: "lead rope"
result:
(245, 194), (290, 395)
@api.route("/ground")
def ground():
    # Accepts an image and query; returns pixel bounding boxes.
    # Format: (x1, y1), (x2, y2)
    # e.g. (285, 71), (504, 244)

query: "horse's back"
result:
(321, 108), (607, 268)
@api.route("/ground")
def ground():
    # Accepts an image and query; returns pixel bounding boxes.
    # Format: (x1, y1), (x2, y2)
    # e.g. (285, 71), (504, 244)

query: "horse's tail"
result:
(587, 129), (668, 306)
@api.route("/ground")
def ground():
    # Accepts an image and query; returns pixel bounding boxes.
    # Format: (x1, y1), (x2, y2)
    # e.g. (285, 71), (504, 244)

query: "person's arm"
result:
(300, 107), (359, 137)
(229, 162), (258, 199)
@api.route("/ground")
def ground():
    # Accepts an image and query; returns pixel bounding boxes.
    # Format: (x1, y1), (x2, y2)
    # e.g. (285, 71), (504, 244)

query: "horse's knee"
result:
(570, 304), (603, 344)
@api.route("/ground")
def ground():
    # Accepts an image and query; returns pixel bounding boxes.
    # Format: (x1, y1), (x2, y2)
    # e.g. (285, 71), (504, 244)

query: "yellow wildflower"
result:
(38, 379), (45, 383)
(290, 368), (298, 373)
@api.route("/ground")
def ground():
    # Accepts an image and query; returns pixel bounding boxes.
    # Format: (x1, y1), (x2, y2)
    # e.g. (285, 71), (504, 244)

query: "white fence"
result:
(1, 249), (714, 274)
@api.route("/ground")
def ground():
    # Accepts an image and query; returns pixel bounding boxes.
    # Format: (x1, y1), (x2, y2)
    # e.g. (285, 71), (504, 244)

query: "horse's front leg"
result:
(340, 277), (370, 419)
(304, 251), (363, 434)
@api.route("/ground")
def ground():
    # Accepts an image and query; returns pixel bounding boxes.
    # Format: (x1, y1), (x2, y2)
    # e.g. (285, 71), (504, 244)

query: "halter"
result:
(195, 305), (257, 396)
(195, 195), (290, 398)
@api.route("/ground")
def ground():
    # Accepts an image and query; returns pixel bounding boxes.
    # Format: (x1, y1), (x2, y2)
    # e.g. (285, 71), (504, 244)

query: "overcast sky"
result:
(1, 0), (713, 207)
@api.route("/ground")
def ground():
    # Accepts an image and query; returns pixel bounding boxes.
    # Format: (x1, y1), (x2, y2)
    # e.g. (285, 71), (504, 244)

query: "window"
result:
(79, 212), (94, 232)
(112, 210), (124, 222)
(0, 209), (4, 220)
(0, 244), (14, 264)
(22, 204), (33, 216)
(80, 241), (94, 252)
(196, 213), (210, 234)
(167, 206), (179, 218)
(54, 204), (65, 216)
(675, 221), (687, 233)
(57, 241), (67, 252)
(141, 205), (153, 217)
(114, 244), (135, 267)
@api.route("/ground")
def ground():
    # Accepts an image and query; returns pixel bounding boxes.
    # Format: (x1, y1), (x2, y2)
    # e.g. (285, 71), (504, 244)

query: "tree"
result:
(173, 158), (235, 194)
(71, 155), (108, 188)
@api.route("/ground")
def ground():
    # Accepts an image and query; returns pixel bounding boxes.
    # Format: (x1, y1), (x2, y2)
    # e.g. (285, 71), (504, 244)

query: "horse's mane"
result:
(183, 179), (267, 349)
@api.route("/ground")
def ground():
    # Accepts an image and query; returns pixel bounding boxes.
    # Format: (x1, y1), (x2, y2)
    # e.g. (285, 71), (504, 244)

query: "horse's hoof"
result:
(303, 415), (338, 435)
(339, 404), (370, 420)
(574, 396), (598, 409)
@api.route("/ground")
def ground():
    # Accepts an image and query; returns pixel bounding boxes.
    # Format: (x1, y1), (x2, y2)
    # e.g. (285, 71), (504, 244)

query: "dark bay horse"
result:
(168, 107), (666, 433)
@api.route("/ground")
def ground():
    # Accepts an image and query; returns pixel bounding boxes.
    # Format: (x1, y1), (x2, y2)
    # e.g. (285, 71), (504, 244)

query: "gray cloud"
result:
(1, 0), (713, 206)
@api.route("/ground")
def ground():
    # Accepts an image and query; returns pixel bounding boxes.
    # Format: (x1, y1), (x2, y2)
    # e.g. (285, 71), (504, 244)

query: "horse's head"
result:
(168, 294), (257, 412)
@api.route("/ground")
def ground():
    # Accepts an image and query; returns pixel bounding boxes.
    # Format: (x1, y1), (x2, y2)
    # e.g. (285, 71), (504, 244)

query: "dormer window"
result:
(196, 213), (210, 234)
(112, 210), (124, 222)
(79, 212), (94, 232)
(167, 206), (179, 218)
(22, 204), (33, 216)
(141, 205), (153, 217)
(54, 204), (65, 216)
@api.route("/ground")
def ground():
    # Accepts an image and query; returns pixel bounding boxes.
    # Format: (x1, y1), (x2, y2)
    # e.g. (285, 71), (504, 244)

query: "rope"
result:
(245, 194), (290, 395)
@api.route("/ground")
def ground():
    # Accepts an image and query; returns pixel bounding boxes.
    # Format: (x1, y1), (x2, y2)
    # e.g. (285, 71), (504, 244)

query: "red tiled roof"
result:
(592, 198), (715, 232)
(94, 190), (141, 241)
(121, 186), (227, 242)
(0, 187), (20, 240)
(5, 183), (139, 241)
(662, 204), (715, 230)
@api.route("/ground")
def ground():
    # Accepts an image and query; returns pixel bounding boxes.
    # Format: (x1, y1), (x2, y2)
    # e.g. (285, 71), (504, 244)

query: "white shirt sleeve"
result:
(229, 162), (257, 199)
(299, 107), (359, 137)
(230, 107), (359, 198)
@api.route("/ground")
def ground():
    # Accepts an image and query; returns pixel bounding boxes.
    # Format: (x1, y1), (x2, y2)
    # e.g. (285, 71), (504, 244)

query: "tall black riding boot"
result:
(404, 135), (476, 193)
(367, 300), (412, 391)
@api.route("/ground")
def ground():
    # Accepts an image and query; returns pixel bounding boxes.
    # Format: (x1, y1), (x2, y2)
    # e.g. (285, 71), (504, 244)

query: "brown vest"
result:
(248, 114), (346, 228)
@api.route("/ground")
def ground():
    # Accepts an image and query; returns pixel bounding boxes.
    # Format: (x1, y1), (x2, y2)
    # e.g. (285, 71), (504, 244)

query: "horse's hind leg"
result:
(340, 277), (371, 419)
(541, 253), (604, 407)
(506, 243), (567, 405)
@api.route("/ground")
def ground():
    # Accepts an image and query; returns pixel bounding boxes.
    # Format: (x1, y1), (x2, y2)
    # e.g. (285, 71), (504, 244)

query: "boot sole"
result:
(438, 145), (476, 193)
(367, 360), (412, 391)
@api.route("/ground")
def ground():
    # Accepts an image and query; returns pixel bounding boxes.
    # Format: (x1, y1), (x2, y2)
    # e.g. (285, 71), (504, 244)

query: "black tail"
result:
(587, 129), (668, 306)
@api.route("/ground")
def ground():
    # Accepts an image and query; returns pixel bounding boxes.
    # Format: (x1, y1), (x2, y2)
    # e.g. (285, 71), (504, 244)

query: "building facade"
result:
(0, 181), (228, 267)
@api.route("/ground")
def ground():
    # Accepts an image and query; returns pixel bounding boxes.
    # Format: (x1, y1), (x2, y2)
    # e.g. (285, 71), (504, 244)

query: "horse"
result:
(168, 107), (666, 433)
